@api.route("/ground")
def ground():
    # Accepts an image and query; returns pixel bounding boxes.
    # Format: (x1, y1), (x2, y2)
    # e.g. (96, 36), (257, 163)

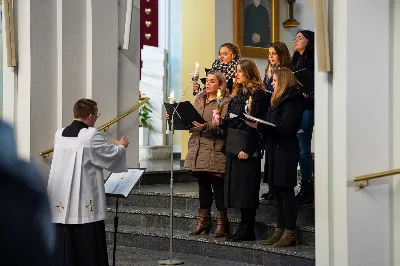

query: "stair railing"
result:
(354, 168), (400, 188)
(39, 97), (150, 158)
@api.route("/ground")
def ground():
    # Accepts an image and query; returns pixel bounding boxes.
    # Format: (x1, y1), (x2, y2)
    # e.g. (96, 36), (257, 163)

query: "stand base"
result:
(158, 259), (185, 265)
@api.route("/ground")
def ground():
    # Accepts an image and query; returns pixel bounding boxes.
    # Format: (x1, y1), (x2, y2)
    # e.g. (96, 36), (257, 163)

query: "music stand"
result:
(105, 168), (147, 266)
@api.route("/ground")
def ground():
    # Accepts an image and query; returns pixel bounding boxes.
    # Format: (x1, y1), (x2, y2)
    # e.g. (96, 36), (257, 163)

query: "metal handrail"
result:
(353, 168), (400, 188)
(39, 97), (150, 158)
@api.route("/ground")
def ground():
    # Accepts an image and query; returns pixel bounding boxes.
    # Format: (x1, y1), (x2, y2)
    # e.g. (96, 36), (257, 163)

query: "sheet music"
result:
(105, 168), (146, 197)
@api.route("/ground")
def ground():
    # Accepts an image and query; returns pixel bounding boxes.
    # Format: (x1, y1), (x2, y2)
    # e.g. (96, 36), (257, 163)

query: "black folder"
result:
(294, 68), (314, 94)
(164, 101), (206, 130)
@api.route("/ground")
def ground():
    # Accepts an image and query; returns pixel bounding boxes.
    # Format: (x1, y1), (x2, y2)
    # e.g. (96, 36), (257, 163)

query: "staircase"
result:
(105, 167), (315, 265)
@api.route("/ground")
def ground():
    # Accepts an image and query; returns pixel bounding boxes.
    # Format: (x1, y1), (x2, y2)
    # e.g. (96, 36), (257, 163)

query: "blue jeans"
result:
(297, 110), (314, 182)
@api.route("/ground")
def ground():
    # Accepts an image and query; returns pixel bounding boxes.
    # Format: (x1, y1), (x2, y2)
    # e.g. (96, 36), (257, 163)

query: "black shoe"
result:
(230, 226), (256, 242)
(295, 181), (314, 204)
(261, 191), (274, 200)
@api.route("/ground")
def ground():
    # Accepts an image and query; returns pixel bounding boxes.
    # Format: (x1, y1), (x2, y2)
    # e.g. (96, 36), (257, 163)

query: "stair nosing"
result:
(119, 192), (315, 208)
(106, 206), (315, 233)
(105, 224), (315, 260)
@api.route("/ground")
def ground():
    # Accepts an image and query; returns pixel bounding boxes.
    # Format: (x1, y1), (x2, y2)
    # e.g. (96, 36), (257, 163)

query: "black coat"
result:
(259, 86), (303, 188)
(224, 87), (269, 209)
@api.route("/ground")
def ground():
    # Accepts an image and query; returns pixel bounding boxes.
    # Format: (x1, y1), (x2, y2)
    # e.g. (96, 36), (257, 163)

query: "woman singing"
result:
(183, 70), (232, 238)
(224, 59), (268, 242)
(247, 68), (303, 247)
(194, 43), (241, 95)
(261, 41), (292, 201)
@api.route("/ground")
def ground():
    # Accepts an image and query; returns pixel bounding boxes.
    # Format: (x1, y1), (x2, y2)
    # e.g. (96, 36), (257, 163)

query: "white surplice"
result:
(47, 128), (127, 224)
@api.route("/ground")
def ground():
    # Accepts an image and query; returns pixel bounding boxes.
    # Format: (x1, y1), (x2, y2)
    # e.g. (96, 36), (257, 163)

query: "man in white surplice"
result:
(47, 98), (129, 266)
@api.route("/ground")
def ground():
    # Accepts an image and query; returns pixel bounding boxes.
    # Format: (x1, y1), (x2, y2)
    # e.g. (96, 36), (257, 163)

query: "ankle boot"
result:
(261, 228), (284, 245)
(296, 181), (314, 204)
(272, 229), (296, 247)
(230, 223), (256, 242)
(214, 210), (229, 238)
(189, 209), (211, 236)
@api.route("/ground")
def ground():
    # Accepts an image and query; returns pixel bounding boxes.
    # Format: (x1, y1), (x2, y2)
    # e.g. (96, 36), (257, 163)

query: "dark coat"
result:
(259, 86), (304, 188)
(224, 87), (269, 209)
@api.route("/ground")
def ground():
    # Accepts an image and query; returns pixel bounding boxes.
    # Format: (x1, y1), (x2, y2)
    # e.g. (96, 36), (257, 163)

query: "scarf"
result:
(211, 57), (240, 81)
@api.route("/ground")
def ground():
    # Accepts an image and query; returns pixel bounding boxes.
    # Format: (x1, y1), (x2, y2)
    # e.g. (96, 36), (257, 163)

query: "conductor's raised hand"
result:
(238, 151), (249, 160)
(114, 136), (129, 148)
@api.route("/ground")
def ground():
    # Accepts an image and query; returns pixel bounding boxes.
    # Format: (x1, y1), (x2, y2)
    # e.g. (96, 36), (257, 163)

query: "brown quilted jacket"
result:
(184, 91), (231, 173)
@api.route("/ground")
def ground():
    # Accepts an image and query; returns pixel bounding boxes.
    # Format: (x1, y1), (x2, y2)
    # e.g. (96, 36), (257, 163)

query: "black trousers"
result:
(52, 220), (109, 266)
(197, 173), (225, 211)
(273, 186), (297, 230)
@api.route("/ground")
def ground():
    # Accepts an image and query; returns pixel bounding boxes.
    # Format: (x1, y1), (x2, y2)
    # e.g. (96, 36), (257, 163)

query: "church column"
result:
(391, 0), (400, 263)
(316, 0), (394, 265)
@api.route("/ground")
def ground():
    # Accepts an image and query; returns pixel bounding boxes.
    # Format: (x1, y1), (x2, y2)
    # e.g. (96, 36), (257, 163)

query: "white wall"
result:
(2, 0), (141, 177)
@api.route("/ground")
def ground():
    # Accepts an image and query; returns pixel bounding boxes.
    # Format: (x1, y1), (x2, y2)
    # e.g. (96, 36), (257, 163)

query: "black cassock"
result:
(243, 3), (271, 48)
(52, 120), (109, 266)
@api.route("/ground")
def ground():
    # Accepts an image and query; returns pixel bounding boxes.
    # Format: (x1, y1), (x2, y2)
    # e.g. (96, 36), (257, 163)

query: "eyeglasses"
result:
(293, 36), (306, 42)
(92, 112), (100, 117)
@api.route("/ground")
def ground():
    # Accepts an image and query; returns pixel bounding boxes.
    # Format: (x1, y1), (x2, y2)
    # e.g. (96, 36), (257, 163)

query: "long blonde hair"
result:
(270, 68), (298, 106)
(231, 59), (264, 97)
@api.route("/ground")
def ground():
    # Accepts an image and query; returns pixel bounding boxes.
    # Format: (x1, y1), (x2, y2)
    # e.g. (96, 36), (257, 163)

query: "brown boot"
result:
(189, 209), (211, 236)
(261, 228), (284, 245)
(272, 229), (296, 247)
(214, 210), (228, 238)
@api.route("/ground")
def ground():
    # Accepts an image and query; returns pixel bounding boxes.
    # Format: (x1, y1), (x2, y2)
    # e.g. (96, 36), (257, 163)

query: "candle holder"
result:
(283, 0), (300, 28)
(191, 63), (201, 96)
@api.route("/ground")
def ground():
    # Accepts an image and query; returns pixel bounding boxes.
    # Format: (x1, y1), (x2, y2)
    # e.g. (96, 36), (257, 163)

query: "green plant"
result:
(139, 101), (152, 127)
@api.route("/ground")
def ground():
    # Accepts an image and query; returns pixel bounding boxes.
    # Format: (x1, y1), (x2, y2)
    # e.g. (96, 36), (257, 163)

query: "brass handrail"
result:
(354, 168), (400, 188)
(39, 97), (150, 158)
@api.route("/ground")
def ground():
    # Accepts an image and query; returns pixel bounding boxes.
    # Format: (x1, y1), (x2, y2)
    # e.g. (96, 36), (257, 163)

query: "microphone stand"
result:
(159, 74), (195, 265)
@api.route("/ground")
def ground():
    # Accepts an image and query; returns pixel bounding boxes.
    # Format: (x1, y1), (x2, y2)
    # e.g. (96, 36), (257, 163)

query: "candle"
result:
(195, 62), (199, 73)
(169, 91), (175, 104)
(217, 89), (221, 101)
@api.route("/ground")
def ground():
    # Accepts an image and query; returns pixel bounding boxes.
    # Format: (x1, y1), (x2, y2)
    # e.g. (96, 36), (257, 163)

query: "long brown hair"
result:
(265, 42), (291, 73)
(270, 68), (298, 106)
(232, 59), (264, 97)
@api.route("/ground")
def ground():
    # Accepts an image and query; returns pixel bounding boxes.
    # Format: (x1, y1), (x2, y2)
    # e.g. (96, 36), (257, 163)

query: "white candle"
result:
(195, 63), (199, 73)
(169, 91), (175, 104)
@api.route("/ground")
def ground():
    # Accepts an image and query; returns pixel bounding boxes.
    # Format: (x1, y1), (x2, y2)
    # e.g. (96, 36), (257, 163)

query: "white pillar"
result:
(117, 0), (140, 167)
(316, 0), (393, 265)
(391, 0), (400, 264)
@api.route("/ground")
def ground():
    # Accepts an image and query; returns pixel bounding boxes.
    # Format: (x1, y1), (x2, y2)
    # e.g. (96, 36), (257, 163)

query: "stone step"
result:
(105, 225), (315, 266)
(107, 246), (262, 266)
(106, 206), (314, 247)
(106, 189), (315, 227)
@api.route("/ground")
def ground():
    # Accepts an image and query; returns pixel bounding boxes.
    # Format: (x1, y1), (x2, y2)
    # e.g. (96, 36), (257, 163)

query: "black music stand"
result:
(105, 168), (147, 266)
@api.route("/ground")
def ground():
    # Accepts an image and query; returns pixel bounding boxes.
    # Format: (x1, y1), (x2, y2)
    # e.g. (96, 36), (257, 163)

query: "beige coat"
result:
(184, 91), (231, 173)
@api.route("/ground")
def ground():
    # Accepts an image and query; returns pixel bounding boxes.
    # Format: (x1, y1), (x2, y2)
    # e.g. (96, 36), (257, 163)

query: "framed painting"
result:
(233, 0), (280, 59)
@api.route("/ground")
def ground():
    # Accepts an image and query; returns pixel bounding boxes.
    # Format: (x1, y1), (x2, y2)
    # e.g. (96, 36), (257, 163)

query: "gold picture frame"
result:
(233, 0), (280, 59)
